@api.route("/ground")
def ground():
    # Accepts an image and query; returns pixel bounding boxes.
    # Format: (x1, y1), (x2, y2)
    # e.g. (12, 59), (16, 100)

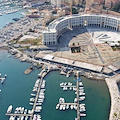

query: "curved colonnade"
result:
(42, 14), (120, 45)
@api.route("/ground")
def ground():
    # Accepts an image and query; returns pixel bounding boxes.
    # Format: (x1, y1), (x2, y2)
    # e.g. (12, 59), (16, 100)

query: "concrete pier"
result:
(76, 72), (80, 120)
(30, 70), (49, 120)
(105, 74), (120, 120)
(6, 113), (32, 117)
(60, 103), (77, 105)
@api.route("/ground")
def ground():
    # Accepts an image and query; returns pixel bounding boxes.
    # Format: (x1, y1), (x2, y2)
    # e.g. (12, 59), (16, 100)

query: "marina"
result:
(0, 52), (110, 120)
(0, 0), (119, 119)
(57, 74), (86, 120)
(6, 66), (50, 120)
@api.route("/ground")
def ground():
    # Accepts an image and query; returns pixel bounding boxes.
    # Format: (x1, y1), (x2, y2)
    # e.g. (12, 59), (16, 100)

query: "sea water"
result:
(0, 10), (26, 29)
(41, 71), (110, 120)
(0, 51), (110, 120)
(0, 51), (40, 119)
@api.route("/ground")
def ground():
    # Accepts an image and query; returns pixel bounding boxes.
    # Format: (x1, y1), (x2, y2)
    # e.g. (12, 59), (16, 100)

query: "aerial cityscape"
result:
(0, 0), (120, 120)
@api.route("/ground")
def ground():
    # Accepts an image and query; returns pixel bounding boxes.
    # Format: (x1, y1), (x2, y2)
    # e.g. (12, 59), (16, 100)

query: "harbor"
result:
(0, 0), (119, 119)
(6, 66), (86, 120)
(0, 51), (110, 120)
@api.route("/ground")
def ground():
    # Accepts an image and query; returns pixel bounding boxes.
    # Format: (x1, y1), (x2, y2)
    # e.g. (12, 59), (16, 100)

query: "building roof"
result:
(43, 55), (54, 61)
(43, 13), (120, 34)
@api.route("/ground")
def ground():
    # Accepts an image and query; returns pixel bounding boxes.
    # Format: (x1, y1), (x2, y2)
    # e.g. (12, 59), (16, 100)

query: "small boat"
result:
(0, 90), (1, 92)
(63, 105), (66, 110)
(1, 78), (5, 84)
(56, 104), (59, 110)
(66, 104), (69, 109)
(9, 116), (15, 120)
(79, 96), (85, 101)
(59, 105), (63, 110)
(74, 105), (77, 110)
(70, 87), (72, 90)
(5, 74), (7, 78)
(24, 109), (27, 114)
(21, 116), (24, 120)
(7, 105), (12, 113)
(70, 105), (74, 109)
(29, 103), (33, 106)
(25, 116), (28, 120)
(59, 98), (65, 103)
(21, 107), (24, 114)
(31, 93), (36, 96)
(30, 98), (34, 102)
(80, 113), (86, 116)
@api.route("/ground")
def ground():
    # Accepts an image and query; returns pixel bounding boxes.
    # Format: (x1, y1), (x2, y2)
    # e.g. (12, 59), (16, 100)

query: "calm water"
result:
(42, 72), (110, 120)
(0, 51), (40, 119)
(0, 10), (25, 29)
(0, 51), (110, 120)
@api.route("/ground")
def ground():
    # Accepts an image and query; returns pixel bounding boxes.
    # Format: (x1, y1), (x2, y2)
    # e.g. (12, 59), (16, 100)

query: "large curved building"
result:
(42, 14), (120, 45)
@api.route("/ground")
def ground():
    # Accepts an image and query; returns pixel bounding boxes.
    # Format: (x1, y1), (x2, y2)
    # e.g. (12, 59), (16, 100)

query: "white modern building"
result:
(42, 14), (120, 45)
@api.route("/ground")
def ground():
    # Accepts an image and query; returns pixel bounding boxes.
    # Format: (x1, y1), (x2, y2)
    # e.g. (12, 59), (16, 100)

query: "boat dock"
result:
(6, 113), (32, 117)
(76, 72), (80, 120)
(60, 103), (77, 105)
(6, 69), (50, 120)
(6, 67), (86, 120)
(56, 71), (86, 120)
(30, 70), (49, 120)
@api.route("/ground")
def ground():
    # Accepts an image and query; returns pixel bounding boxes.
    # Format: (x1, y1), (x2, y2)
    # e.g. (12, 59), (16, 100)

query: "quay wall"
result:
(105, 74), (120, 120)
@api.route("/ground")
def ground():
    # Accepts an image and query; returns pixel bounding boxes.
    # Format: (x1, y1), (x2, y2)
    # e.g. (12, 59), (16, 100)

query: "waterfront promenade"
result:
(105, 74), (120, 120)
(30, 69), (50, 120)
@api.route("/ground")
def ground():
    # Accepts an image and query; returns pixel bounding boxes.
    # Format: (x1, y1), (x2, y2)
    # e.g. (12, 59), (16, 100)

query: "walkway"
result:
(105, 74), (120, 120)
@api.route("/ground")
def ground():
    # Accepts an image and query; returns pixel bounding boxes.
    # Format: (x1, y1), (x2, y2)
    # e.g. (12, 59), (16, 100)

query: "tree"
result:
(29, 28), (35, 32)
(72, 43), (75, 46)
(111, 3), (120, 12)
(72, 8), (79, 14)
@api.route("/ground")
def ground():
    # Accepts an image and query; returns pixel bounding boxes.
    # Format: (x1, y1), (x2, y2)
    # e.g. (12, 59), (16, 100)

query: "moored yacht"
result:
(1, 78), (5, 84)
(9, 116), (15, 120)
(7, 105), (12, 113)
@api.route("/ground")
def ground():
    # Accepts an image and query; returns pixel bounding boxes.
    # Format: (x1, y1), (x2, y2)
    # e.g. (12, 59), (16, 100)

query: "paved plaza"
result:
(52, 27), (120, 67)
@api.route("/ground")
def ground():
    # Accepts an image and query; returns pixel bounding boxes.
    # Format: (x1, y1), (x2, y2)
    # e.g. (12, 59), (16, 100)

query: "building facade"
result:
(42, 14), (120, 45)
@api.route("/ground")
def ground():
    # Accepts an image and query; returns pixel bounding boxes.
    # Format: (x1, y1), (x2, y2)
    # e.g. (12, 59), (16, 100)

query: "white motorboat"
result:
(56, 104), (59, 110)
(9, 116), (15, 120)
(7, 105), (12, 113)
(1, 78), (5, 84)
(70, 105), (74, 109)
(80, 113), (86, 116)
(5, 74), (7, 78)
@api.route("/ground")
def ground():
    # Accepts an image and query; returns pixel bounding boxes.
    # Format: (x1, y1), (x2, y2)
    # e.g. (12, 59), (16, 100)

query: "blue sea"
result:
(0, 9), (25, 29)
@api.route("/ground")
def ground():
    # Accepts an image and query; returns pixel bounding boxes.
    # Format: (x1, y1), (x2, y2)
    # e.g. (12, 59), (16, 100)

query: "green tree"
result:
(111, 3), (120, 12)
(72, 8), (79, 14)
(72, 43), (75, 46)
